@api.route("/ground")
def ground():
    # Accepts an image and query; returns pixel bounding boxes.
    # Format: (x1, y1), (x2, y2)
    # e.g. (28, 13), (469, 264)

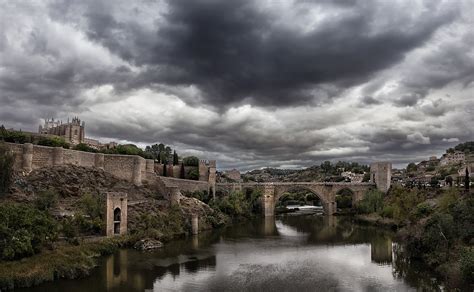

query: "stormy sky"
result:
(1, 0), (473, 170)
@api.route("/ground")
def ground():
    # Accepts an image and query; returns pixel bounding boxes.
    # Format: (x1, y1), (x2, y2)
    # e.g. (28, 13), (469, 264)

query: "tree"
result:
(0, 143), (14, 195)
(446, 176), (453, 187)
(173, 150), (179, 165)
(180, 162), (185, 179)
(466, 167), (470, 191)
(407, 163), (418, 172)
(183, 156), (199, 166)
(163, 162), (167, 177)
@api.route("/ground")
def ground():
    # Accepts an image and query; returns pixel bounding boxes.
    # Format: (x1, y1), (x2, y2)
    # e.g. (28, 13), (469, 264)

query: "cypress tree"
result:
(180, 162), (185, 179)
(163, 161), (167, 177)
(465, 167), (470, 191)
(173, 150), (179, 165)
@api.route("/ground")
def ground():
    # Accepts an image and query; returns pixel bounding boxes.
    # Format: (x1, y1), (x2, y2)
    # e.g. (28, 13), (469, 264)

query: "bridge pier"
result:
(262, 184), (275, 217)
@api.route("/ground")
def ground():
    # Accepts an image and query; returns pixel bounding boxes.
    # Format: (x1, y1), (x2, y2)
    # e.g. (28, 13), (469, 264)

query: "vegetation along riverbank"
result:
(0, 143), (261, 290)
(353, 186), (473, 289)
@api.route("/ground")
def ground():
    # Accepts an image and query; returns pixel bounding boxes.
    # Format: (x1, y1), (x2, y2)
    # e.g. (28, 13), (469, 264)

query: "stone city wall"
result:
(159, 176), (210, 193)
(4, 142), (149, 185)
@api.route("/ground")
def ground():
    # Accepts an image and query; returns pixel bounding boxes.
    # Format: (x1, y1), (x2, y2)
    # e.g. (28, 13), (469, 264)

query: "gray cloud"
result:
(0, 0), (473, 170)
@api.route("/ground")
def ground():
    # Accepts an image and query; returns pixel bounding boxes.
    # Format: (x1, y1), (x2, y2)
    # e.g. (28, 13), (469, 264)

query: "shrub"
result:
(0, 204), (58, 260)
(414, 202), (433, 218)
(210, 190), (261, 219)
(183, 156), (199, 166)
(187, 168), (199, 180)
(356, 189), (384, 214)
(74, 143), (97, 153)
(34, 188), (59, 211)
(37, 136), (70, 149)
(0, 143), (14, 195)
(460, 247), (474, 283)
(438, 188), (460, 211)
(0, 126), (31, 144)
(380, 205), (394, 218)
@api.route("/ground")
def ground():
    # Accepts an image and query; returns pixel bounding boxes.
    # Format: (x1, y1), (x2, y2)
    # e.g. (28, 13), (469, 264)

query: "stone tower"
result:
(370, 162), (392, 193)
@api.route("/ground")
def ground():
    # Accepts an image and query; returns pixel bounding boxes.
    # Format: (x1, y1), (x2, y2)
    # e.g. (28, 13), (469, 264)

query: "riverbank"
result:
(352, 186), (474, 290)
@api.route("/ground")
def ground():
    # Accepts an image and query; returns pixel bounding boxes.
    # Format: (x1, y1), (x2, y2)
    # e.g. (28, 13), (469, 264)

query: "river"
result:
(23, 213), (444, 292)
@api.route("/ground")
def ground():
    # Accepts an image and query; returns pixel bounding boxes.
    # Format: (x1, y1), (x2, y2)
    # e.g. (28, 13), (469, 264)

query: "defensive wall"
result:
(5, 142), (217, 191)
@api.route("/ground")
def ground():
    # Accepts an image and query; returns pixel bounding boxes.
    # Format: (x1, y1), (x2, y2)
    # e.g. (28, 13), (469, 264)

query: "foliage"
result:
(210, 190), (261, 219)
(0, 204), (58, 260)
(355, 189), (384, 214)
(73, 143), (97, 153)
(406, 162), (418, 172)
(336, 189), (353, 209)
(34, 188), (59, 211)
(438, 188), (460, 212)
(0, 126), (31, 144)
(185, 190), (212, 204)
(180, 163), (185, 179)
(132, 205), (186, 240)
(37, 136), (70, 149)
(454, 141), (474, 153)
(183, 156), (199, 166)
(384, 186), (427, 222)
(187, 168), (199, 180)
(460, 247), (474, 283)
(0, 143), (14, 195)
(173, 150), (179, 165)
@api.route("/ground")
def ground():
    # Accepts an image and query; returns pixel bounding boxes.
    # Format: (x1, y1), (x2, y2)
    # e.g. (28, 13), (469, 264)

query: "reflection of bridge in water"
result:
(258, 215), (393, 264)
(104, 215), (393, 291)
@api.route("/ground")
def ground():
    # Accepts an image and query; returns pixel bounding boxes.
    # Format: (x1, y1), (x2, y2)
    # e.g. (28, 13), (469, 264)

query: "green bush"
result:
(210, 190), (261, 219)
(356, 189), (384, 214)
(414, 202), (433, 218)
(0, 204), (58, 260)
(187, 168), (199, 180)
(460, 247), (474, 283)
(34, 188), (59, 211)
(0, 126), (31, 144)
(0, 143), (14, 195)
(37, 136), (70, 149)
(73, 143), (97, 153)
(380, 205), (394, 218)
(183, 156), (199, 166)
(438, 188), (460, 211)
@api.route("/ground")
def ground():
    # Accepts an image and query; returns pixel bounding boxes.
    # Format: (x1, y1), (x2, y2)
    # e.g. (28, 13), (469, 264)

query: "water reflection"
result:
(23, 214), (443, 292)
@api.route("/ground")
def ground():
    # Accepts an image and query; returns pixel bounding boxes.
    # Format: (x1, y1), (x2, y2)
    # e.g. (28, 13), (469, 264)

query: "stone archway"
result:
(273, 185), (329, 214)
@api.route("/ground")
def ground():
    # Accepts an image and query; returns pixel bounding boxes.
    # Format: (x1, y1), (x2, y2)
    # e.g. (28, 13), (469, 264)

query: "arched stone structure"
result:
(106, 192), (128, 236)
(217, 182), (374, 216)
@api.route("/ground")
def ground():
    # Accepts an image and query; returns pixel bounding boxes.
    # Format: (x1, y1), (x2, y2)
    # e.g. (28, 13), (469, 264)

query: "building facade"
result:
(39, 117), (85, 145)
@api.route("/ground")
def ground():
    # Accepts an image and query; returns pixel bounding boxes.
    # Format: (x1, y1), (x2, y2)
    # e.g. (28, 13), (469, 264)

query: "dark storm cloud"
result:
(1, 0), (473, 170)
(74, 0), (459, 107)
(359, 96), (382, 106)
(393, 93), (424, 107)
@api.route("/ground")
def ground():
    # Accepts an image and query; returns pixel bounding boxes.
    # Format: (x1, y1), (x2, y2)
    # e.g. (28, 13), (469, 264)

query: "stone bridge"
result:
(216, 182), (375, 216)
(216, 162), (392, 216)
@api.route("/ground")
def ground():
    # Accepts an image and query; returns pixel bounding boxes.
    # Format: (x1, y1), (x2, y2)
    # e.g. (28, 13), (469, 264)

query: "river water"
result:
(24, 214), (444, 292)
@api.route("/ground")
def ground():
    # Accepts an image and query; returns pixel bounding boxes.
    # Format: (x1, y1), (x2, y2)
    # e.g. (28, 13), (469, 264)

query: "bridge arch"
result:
(273, 185), (329, 213)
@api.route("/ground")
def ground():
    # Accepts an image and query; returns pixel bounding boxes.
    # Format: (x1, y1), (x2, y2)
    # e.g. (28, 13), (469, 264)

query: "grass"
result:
(0, 236), (132, 290)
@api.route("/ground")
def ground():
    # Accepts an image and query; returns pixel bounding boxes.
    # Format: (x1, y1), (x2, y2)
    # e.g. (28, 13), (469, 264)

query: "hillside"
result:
(241, 162), (370, 183)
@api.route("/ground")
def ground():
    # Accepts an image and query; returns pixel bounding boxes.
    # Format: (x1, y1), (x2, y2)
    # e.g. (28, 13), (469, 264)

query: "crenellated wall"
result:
(4, 142), (150, 185)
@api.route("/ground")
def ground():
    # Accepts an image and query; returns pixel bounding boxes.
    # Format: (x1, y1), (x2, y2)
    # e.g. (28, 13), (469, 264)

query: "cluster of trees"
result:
(144, 143), (179, 164)
(319, 161), (369, 175)
(355, 186), (473, 284)
(0, 143), (14, 195)
(0, 126), (71, 149)
(447, 141), (474, 153)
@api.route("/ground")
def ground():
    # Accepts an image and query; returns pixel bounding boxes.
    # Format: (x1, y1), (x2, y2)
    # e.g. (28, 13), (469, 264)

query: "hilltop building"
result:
(38, 117), (110, 149)
(440, 151), (465, 166)
(39, 117), (87, 145)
